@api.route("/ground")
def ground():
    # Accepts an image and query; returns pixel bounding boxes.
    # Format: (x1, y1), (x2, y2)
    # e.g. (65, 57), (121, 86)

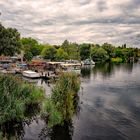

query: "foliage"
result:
(42, 73), (80, 127)
(79, 43), (91, 60)
(52, 73), (80, 120)
(42, 99), (62, 127)
(21, 37), (43, 57)
(56, 48), (68, 60)
(61, 40), (80, 60)
(61, 40), (70, 54)
(102, 43), (114, 59)
(41, 45), (57, 60)
(91, 47), (109, 62)
(0, 23), (21, 56)
(111, 57), (123, 63)
(0, 75), (44, 124)
(1, 23), (139, 63)
(24, 51), (33, 61)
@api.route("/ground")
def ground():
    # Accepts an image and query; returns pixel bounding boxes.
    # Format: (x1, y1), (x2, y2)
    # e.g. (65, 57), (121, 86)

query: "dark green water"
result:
(3, 63), (140, 140)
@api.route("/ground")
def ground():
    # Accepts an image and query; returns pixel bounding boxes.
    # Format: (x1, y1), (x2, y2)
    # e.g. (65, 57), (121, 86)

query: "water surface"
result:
(6, 63), (140, 140)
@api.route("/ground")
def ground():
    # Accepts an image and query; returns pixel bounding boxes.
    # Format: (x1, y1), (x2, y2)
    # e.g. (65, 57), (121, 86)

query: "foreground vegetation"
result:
(42, 72), (80, 127)
(0, 75), (44, 125)
(0, 23), (140, 63)
(0, 73), (80, 138)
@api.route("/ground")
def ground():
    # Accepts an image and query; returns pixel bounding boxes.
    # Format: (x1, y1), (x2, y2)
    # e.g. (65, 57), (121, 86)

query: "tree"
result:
(102, 43), (114, 59)
(61, 40), (69, 54)
(80, 43), (91, 60)
(20, 37), (42, 57)
(24, 51), (33, 61)
(91, 47), (109, 62)
(56, 48), (68, 60)
(0, 24), (21, 56)
(68, 43), (80, 60)
(41, 45), (57, 60)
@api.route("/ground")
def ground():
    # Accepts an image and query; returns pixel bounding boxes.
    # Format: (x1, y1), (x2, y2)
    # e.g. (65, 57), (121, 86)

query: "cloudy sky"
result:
(0, 0), (140, 47)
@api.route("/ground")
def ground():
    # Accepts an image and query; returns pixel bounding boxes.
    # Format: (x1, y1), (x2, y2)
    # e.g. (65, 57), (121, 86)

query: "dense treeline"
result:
(0, 23), (140, 63)
(20, 38), (140, 63)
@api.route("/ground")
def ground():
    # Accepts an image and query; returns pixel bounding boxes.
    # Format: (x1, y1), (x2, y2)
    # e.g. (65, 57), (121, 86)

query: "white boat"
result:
(22, 70), (40, 78)
(82, 59), (95, 65)
(61, 64), (81, 75)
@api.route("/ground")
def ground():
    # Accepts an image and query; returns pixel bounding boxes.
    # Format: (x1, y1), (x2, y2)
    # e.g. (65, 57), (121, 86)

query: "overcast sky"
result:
(0, 0), (140, 47)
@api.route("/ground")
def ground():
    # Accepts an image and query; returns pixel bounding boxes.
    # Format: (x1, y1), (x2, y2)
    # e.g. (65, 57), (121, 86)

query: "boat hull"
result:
(22, 71), (40, 78)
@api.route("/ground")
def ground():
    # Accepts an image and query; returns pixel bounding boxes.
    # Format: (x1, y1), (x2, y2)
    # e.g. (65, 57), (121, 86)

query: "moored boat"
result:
(22, 70), (40, 78)
(82, 59), (95, 65)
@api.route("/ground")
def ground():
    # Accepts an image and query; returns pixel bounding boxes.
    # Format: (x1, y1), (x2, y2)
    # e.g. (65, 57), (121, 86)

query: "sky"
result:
(0, 0), (140, 47)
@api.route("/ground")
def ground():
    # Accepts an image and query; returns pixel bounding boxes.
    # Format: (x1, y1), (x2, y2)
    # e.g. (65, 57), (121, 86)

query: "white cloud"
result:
(0, 0), (140, 47)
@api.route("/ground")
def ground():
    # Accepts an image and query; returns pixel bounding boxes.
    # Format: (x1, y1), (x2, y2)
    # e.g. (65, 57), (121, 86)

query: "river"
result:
(4, 63), (140, 140)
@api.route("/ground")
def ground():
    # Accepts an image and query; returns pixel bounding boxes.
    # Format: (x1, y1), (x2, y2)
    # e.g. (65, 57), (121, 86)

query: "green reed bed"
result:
(42, 72), (80, 127)
(0, 75), (44, 125)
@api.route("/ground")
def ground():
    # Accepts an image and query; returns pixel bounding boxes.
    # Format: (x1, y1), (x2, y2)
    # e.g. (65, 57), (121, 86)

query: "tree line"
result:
(0, 23), (140, 63)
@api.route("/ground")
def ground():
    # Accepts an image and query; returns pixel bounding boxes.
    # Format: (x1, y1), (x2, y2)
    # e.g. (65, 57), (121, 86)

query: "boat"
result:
(60, 63), (81, 75)
(82, 59), (95, 65)
(0, 69), (16, 74)
(22, 70), (40, 78)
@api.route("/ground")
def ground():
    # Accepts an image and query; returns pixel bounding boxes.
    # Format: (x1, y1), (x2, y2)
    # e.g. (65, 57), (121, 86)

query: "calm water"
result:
(6, 63), (140, 140)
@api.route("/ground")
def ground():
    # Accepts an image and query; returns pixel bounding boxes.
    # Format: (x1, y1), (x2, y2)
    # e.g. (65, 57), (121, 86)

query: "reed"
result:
(0, 75), (44, 125)
(42, 72), (80, 127)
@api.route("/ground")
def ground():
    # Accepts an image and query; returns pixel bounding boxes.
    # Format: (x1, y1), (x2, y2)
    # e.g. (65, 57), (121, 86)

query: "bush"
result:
(111, 57), (123, 63)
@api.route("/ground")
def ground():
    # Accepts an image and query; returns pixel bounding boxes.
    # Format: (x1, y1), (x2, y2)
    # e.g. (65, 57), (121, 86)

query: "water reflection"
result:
(73, 63), (140, 140)
(1, 63), (140, 140)
(39, 121), (74, 140)
(81, 66), (92, 78)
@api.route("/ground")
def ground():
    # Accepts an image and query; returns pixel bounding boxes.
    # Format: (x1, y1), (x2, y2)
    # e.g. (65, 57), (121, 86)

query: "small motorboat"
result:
(22, 70), (40, 78)
(82, 59), (95, 65)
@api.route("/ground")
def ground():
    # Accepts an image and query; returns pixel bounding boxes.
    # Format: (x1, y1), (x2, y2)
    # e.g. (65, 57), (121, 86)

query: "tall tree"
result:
(20, 37), (42, 56)
(41, 45), (57, 60)
(61, 40), (70, 55)
(0, 24), (21, 56)
(80, 43), (91, 60)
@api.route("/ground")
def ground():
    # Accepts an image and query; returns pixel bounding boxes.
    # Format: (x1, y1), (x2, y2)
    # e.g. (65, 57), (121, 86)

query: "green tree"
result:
(0, 24), (21, 56)
(68, 43), (80, 60)
(91, 47), (109, 62)
(56, 48), (68, 60)
(61, 40), (70, 54)
(24, 51), (33, 61)
(41, 45), (57, 60)
(21, 37), (43, 57)
(80, 43), (91, 60)
(102, 43), (114, 59)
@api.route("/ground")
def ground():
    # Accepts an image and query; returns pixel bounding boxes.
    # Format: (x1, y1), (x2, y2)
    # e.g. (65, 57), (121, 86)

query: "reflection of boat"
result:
(22, 70), (40, 78)
(22, 76), (39, 83)
(82, 59), (95, 65)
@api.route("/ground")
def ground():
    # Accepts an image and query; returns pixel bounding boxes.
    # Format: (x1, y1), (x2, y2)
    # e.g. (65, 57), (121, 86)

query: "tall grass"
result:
(0, 75), (44, 125)
(42, 72), (80, 127)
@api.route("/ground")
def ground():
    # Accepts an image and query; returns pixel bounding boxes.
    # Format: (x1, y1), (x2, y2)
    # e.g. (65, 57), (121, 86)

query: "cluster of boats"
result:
(0, 56), (95, 79)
